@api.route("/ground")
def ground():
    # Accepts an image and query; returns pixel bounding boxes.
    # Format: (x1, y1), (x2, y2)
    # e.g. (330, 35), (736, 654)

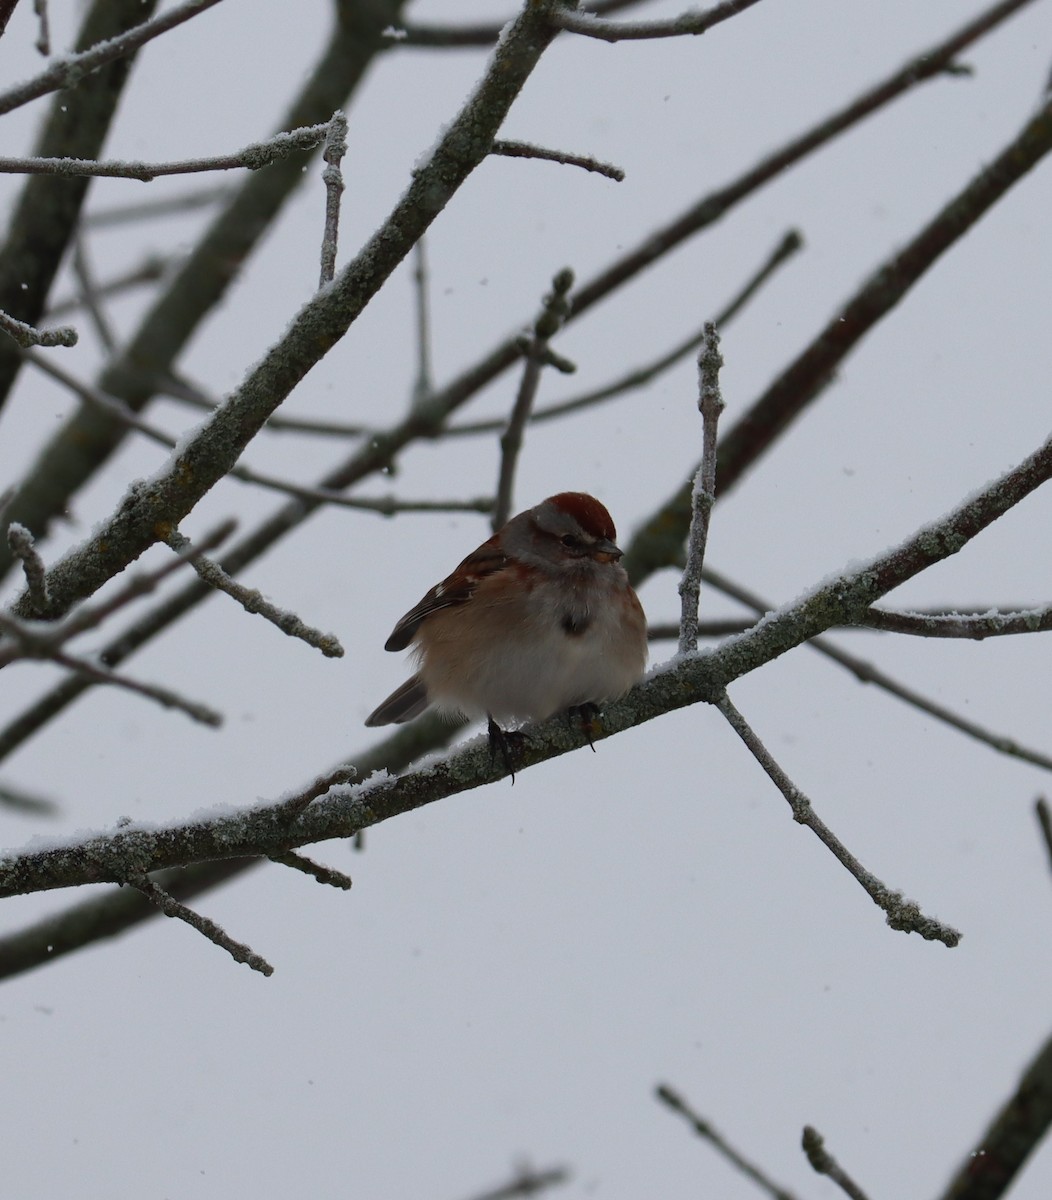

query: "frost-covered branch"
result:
(165, 528), (344, 658)
(0, 0), (229, 116)
(678, 325), (724, 654)
(861, 604), (1052, 638)
(717, 691), (958, 945)
(702, 567), (1052, 773)
(6, 523), (49, 612)
(490, 140), (624, 180)
(0, 307), (76, 349)
(624, 86), (1052, 583)
(126, 873), (273, 976)
(550, 0), (763, 41)
(0, 122), (330, 181)
(318, 111), (348, 287)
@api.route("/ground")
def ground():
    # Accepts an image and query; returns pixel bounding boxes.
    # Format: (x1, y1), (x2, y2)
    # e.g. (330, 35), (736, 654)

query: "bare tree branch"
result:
(449, 229), (801, 437)
(493, 267), (575, 529)
(490, 140), (624, 180)
(935, 1028), (1052, 1200)
(801, 1126), (873, 1200)
(126, 873), (274, 976)
(701, 568), (1052, 773)
(0, 122), (330, 181)
(6, 522), (49, 611)
(269, 851), (353, 891)
(624, 87), (1052, 582)
(550, 0), (764, 42)
(861, 605), (1052, 638)
(318, 110), (348, 287)
(678, 326), (724, 654)
(165, 529), (344, 659)
(655, 1084), (799, 1200)
(0, 307), (76, 348)
(717, 691), (958, 944)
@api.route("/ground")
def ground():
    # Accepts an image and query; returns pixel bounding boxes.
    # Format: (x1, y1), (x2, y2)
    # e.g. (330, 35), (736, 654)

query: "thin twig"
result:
(0, 782), (58, 817)
(0, 0), (229, 116)
(703, 567), (1052, 773)
(461, 1165), (570, 1200)
(318, 111), (348, 288)
(801, 1127), (872, 1200)
(448, 229), (802, 437)
(387, 0), (658, 46)
(490, 140), (624, 181)
(33, 0), (50, 55)
(0, 307), (76, 349)
(0, 122), (330, 182)
(83, 185), (234, 228)
(1036, 798), (1052, 876)
(276, 765), (359, 821)
(551, 0), (763, 41)
(862, 604), (1052, 638)
(70, 239), (116, 353)
(6, 523), (49, 613)
(678, 325), (724, 654)
(716, 691), (960, 946)
(493, 268), (575, 530)
(58, 518), (238, 642)
(656, 1084), (800, 1200)
(126, 874), (273, 976)
(269, 851), (353, 890)
(46, 255), (168, 318)
(411, 237), (433, 406)
(164, 529), (344, 658)
(0, 611), (223, 726)
(24, 350), (489, 517)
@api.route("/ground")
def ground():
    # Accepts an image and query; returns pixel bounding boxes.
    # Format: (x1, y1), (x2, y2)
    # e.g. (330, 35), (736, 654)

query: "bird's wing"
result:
(384, 537), (508, 652)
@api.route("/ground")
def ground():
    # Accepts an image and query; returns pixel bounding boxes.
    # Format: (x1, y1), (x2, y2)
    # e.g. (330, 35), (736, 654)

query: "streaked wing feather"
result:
(384, 539), (507, 652)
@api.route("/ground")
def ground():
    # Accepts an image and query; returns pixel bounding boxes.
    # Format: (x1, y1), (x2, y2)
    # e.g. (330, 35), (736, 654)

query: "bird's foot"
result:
(568, 702), (602, 751)
(488, 715), (528, 783)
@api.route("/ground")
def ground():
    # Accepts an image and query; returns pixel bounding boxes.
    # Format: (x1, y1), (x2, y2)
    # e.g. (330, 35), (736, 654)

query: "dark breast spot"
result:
(561, 612), (591, 637)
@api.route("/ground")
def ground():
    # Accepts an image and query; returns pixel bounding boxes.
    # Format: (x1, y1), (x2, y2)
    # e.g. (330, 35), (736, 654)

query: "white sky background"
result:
(1, 0), (1051, 1197)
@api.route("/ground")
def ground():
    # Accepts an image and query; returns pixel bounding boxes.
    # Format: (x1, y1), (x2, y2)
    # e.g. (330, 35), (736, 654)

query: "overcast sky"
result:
(1, 1), (1052, 1197)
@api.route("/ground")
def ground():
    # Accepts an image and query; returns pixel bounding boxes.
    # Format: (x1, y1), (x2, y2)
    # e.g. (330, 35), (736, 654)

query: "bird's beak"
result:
(591, 538), (623, 564)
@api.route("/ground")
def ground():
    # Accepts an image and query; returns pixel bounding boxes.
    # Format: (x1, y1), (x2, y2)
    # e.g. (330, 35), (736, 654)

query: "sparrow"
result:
(365, 492), (647, 764)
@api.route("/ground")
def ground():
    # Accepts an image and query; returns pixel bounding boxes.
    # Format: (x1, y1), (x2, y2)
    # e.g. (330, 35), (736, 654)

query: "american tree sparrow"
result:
(365, 492), (647, 754)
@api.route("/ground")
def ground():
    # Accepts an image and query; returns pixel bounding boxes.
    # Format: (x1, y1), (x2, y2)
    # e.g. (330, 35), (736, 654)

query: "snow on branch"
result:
(550, 0), (764, 42)
(0, 122), (330, 181)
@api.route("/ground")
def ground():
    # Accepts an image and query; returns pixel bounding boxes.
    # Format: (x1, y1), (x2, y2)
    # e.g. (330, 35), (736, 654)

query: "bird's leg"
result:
(487, 715), (528, 783)
(567, 702), (601, 751)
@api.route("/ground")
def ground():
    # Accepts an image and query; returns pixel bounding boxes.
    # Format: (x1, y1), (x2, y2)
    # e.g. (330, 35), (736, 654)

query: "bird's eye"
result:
(561, 534), (582, 550)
